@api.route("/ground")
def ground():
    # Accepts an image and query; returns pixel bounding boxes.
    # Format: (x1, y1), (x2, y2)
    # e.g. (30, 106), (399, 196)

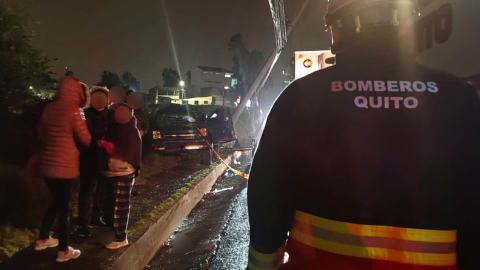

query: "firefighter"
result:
(247, 1), (480, 269)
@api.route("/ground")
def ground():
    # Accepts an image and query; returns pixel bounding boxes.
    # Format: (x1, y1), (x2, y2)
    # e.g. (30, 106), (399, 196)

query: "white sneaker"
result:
(34, 236), (59, 251)
(105, 239), (129, 250)
(56, 246), (81, 262)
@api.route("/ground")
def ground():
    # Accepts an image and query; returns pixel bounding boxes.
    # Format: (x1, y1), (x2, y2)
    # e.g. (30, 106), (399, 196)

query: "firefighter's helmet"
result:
(325, 0), (418, 53)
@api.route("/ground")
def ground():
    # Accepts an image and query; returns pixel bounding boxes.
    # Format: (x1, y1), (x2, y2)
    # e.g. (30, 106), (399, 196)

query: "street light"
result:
(179, 80), (185, 105)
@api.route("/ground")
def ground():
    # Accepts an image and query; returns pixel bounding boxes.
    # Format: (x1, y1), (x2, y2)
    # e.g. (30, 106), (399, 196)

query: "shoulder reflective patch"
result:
(290, 211), (456, 266)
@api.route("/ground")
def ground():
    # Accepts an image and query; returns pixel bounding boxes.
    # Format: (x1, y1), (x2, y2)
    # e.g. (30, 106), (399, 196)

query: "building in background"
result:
(149, 66), (238, 107)
(149, 86), (185, 105)
(33, 79), (58, 99)
(187, 66), (237, 107)
(148, 85), (216, 106)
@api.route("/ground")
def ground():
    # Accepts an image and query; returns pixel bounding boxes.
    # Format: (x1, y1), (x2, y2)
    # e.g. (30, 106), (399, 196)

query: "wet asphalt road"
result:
(209, 189), (249, 269)
(146, 155), (251, 270)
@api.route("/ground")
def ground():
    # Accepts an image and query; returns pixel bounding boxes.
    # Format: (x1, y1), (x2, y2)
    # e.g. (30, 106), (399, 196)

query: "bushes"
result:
(0, 225), (38, 259)
(0, 163), (47, 260)
(0, 98), (50, 165)
(0, 163), (48, 228)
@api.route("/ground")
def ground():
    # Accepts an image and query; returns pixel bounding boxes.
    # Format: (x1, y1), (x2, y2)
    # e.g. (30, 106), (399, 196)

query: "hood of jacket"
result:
(55, 76), (90, 108)
(90, 86), (109, 97)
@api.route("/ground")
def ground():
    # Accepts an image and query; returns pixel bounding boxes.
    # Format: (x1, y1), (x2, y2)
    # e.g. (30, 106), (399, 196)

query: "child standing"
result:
(99, 104), (141, 249)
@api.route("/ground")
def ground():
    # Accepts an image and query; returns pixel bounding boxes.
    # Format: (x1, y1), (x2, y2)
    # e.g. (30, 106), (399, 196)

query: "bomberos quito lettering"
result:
(331, 80), (439, 109)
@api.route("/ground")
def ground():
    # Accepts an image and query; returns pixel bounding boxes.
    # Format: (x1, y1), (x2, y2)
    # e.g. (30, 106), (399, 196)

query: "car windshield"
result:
(157, 114), (198, 124)
(156, 105), (206, 124)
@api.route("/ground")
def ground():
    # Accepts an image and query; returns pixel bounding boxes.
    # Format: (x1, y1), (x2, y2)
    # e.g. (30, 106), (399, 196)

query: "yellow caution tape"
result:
(197, 128), (249, 180)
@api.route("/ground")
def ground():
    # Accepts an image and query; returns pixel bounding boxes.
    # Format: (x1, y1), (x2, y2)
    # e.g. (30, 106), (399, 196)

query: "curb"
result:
(109, 155), (233, 270)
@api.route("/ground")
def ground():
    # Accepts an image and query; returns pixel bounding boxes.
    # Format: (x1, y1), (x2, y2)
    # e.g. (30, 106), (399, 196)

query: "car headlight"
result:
(199, 128), (208, 137)
(153, 131), (162, 139)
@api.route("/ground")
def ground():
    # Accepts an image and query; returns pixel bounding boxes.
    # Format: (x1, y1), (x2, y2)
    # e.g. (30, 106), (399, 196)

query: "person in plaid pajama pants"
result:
(111, 175), (135, 242)
(99, 104), (141, 250)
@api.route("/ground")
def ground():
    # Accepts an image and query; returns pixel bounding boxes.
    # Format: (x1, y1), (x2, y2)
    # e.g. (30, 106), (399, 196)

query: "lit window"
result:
(204, 101), (208, 105)
(231, 78), (238, 87)
(195, 101), (199, 105)
(225, 74), (232, 78)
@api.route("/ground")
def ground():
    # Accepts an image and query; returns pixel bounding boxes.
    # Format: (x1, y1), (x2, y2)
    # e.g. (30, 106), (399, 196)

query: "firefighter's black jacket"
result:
(248, 44), (480, 269)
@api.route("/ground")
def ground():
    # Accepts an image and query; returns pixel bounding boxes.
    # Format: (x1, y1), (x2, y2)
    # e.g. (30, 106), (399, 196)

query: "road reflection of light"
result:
(212, 187), (234, 194)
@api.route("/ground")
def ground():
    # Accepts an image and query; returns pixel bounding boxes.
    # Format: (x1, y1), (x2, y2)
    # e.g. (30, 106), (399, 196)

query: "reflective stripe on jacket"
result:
(285, 211), (457, 269)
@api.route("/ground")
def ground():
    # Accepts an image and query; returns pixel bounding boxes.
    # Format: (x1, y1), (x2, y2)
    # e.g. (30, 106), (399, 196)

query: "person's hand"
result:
(98, 140), (116, 155)
(97, 140), (105, 148)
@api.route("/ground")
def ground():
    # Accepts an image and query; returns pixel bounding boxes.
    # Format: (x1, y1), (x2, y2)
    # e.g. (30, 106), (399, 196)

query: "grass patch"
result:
(0, 225), (38, 258)
(127, 163), (219, 237)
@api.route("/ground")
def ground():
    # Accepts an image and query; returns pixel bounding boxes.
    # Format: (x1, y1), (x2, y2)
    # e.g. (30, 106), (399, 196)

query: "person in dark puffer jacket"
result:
(35, 76), (91, 263)
(78, 86), (109, 237)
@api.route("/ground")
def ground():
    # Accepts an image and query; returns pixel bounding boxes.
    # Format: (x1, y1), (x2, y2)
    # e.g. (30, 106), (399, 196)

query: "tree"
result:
(228, 34), (265, 96)
(245, 50), (265, 91)
(162, 68), (180, 87)
(0, 1), (52, 113)
(96, 71), (123, 89)
(186, 71), (192, 86)
(121, 72), (140, 91)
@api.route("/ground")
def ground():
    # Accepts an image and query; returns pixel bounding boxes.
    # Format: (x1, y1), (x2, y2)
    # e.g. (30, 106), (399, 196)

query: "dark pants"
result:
(108, 175), (135, 241)
(78, 174), (106, 228)
(39, 178), (72, 251)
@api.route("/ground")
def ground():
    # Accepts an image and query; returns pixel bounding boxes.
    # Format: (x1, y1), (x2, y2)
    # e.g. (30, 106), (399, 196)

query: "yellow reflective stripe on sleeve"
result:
(247, 262), (278, 270)
(248, 245), (283, 270)
(294, 211), (456, 243)
(290, 228), (456, 266)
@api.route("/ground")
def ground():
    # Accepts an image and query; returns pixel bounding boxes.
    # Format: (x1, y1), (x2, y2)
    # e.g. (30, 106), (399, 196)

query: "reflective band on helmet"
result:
(248, 245), (284, 270)
(290, 211), (457, 266)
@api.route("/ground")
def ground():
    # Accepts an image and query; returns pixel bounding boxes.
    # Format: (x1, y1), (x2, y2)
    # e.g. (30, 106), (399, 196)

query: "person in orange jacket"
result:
(35, 76), (92, 262)
(247, 1), (480, 269)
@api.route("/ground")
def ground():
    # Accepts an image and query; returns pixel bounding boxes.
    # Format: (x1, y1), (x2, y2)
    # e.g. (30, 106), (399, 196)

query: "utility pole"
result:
(232, 0), (312, 124)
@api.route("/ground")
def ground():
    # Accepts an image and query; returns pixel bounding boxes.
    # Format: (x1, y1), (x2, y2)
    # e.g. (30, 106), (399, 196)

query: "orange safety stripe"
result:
(290, 211), (457, 266)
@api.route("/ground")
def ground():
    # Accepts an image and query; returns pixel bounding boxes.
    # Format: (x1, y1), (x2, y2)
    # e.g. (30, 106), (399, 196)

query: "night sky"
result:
(28, 0), (331, 93)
